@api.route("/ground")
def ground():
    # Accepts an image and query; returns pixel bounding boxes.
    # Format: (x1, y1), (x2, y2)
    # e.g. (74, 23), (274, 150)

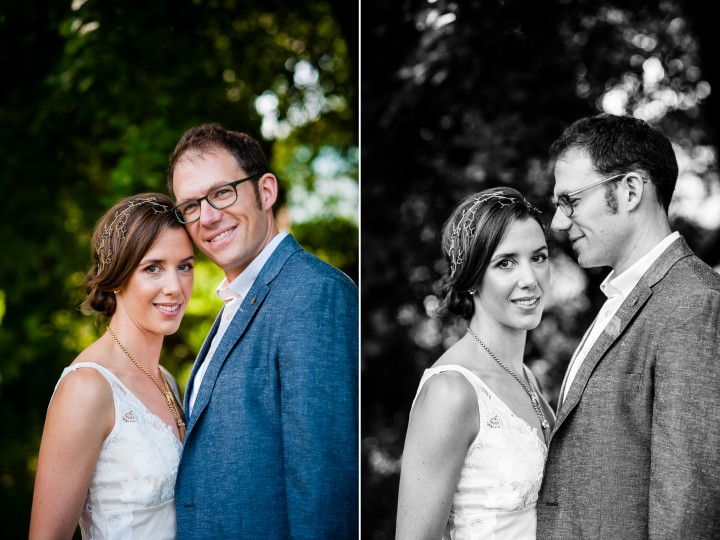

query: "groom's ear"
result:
(623, 173), (646, 212)
(257, 173), (278, 210)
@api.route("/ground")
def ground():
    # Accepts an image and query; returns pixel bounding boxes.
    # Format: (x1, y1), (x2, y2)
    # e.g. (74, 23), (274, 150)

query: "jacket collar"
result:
(551, 236), (693, 437)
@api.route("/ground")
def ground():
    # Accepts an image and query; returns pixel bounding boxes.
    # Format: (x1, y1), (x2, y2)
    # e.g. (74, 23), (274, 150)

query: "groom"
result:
(168, 123), (358, 538)
(538, 113), (720, 538)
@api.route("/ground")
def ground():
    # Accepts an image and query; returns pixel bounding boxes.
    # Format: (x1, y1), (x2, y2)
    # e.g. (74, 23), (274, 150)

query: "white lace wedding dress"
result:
(52, 362), (182, 539)
(412, 365), (548, 540)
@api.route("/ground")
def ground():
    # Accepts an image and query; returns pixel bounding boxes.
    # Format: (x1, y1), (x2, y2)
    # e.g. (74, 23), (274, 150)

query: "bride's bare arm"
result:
(29, 368), (114, 540)
(395, 371), (479, 540)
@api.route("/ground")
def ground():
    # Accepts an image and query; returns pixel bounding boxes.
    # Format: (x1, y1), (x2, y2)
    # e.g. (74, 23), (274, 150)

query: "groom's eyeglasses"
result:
(172, 173), (264, 224)
(554, 172), (633, 217)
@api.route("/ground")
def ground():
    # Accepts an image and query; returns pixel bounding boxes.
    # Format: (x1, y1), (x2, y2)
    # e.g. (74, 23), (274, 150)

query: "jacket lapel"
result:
(184, 235), (303, 436)
(552, 285), (651, 433)
(551, 237), (693, 437)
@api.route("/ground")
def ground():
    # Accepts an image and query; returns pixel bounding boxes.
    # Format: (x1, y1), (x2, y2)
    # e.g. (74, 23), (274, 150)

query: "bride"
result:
(396, 187), (555, 539)
(30, 194), (194, 539)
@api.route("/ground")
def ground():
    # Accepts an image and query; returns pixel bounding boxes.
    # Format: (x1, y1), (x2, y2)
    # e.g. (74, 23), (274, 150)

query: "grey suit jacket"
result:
(537, 237), (720, 539)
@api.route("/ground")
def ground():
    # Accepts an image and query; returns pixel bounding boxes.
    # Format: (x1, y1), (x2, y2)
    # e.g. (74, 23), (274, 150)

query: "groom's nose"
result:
(550, 206), (572, 233)
(199, 199), (223, 226)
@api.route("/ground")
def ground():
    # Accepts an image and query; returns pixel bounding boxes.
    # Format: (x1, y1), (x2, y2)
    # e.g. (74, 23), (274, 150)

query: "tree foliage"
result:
(0, 1), (357, 535)
(361, 0), (720, 537)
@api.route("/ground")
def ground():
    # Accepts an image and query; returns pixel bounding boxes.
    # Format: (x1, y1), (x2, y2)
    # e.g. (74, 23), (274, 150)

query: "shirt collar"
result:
(215, 230), (289, 305)
(600, 231), (680, 300)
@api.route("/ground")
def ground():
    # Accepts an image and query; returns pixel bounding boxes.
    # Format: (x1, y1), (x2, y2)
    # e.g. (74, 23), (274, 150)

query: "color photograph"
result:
(0, 1), (357, 538)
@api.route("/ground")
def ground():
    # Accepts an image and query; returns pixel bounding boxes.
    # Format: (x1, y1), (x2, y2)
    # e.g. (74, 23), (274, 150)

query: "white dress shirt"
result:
(560, 231), (680, 403)
(187, 230), (289, 414)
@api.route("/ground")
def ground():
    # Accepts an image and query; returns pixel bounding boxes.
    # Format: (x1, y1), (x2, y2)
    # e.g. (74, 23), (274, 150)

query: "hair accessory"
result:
(523, 199), (542, 214)
(448, 193), (542, 278)
(97, 197), (169, 273)
(448, 193), (517, 278)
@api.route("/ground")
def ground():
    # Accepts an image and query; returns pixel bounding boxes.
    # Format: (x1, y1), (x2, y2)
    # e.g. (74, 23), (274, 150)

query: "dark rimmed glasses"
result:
(554, 172), (632, 217)
(172, 173), (264, 224)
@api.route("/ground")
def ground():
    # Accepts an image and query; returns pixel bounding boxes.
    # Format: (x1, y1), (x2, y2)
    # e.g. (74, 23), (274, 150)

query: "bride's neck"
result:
(467, 318), (527, 373)
(106, 319), (164, 371)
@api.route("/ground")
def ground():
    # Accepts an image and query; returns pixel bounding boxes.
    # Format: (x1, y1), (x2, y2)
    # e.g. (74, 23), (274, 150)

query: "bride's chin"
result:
(512, 317), (543, 332)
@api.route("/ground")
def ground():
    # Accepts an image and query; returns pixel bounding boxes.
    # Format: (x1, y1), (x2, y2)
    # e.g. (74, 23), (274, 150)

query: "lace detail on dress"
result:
(487, 415), (502, 428)
(412, 365), (548, 540)
(51, 362), (181, 540)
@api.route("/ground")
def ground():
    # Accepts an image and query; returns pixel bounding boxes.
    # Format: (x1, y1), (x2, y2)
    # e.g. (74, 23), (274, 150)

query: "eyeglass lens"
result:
(557, 197), (573, 217)
(176, 183), (239, 223)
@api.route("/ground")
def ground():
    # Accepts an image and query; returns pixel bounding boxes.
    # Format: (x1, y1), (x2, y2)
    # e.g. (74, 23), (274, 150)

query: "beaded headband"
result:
(448, 192), (541, 278)
(97, 196), (169, 273)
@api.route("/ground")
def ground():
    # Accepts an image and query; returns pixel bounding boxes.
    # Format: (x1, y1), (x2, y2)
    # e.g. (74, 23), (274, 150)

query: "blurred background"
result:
(361, 0), (720, 537)
(0, 0), (357, 536)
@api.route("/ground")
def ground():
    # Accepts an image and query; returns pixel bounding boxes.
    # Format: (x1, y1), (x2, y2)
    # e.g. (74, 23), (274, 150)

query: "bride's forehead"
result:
(494, 220), (546, 249)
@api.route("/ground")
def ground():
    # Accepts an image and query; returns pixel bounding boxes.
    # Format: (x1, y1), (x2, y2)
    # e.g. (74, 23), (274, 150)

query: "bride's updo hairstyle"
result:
(81, 193), (185, 318)
(437, 187), (545, 320)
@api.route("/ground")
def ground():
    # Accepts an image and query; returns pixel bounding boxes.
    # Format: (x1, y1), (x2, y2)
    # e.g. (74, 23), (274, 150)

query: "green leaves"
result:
(0, 1), (356, 535)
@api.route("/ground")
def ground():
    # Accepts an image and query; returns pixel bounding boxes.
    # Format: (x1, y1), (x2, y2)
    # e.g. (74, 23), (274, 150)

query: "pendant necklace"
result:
(467, 327), (550, 436)
(107, 326), (186, 441)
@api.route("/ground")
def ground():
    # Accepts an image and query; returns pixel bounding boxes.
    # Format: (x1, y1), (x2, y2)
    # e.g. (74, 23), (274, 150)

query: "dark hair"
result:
(81, 193), (186, 318)
(548, 113), (678, 212)
(436, 187), (546, 320)
(167, 123), (268, 207)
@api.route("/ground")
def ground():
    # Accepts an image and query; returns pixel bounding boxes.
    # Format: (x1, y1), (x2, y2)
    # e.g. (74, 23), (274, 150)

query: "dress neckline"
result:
(426, 364), (547, 448)
(68, 362), (183, 446)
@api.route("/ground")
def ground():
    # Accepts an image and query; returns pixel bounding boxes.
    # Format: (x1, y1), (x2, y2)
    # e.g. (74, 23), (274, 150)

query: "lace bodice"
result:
(412, 365), (548, 540)
(52, 362), (182, 540)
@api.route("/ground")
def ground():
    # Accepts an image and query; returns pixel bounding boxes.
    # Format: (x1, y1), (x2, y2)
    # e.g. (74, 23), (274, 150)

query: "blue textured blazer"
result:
(175, 235), (358, 539)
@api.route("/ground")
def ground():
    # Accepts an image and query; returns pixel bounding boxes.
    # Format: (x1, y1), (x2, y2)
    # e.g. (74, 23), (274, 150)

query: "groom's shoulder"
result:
(661, 251), (720, 295)
(276, 240), (356, 292)
(681, 252), (720, 290)
(647, 253), (720, 322)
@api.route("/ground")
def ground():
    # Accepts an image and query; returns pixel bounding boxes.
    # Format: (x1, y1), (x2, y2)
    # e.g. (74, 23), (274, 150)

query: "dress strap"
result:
(413, 365), (494, 406)
(60, 361), (116, 378)
(159, 365), (183, 407)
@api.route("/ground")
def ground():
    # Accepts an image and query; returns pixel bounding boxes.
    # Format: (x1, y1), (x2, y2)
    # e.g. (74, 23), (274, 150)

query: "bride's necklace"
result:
(107, 326), (186, 441)
(467, 327), (550, 434)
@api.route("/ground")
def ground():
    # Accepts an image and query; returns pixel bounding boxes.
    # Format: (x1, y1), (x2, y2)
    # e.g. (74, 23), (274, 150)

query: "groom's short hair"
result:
(167, 123), (269, 207)
(548, 113), (678, 213)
